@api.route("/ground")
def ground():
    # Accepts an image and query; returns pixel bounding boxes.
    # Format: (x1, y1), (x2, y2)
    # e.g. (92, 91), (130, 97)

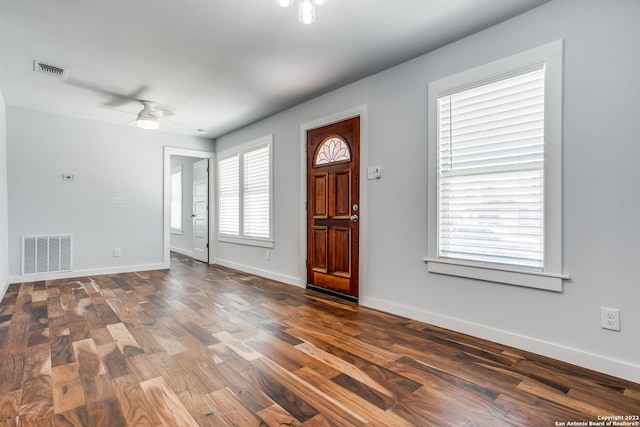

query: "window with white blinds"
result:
(170, 166), (182, 233)
(217, 135), (273, 247)
(426, 41), (566, 291)
(244, 145), (270, 238)
(218, 154), (240, 236)
(438, 67), (545, 270)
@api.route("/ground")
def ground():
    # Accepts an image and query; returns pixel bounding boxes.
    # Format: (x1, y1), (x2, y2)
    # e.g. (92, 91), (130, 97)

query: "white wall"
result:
(0, 90), (9, 294)
(215, 0), (640, 382)
(169, 155), (198, 256)
(6, 107), (214, 280)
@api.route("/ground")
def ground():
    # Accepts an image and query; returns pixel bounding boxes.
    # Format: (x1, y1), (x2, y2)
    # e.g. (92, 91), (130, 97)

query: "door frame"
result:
(299, 105), (368, 298)
(163, 146), (215, 268)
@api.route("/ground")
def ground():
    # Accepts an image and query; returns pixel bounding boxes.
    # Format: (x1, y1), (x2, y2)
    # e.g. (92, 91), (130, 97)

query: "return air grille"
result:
(34, 60), (67, 78)
(22, 235), (72, 275)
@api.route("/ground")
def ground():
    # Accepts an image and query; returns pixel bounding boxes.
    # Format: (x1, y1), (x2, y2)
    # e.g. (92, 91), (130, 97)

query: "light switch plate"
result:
(367, 166), (381, 180)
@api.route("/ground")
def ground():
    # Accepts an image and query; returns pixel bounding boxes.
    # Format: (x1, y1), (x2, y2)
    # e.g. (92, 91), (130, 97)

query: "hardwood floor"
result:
(0, 253), (638, 426)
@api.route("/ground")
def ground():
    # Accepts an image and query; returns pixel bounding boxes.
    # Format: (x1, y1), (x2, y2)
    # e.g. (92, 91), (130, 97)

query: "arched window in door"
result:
(314, 137), (351, 166)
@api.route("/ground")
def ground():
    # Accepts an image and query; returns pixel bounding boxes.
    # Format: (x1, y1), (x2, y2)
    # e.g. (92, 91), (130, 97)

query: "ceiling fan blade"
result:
(104, 95), (136, 108)
(150, 109), (174, 118)
(104, 85), (149, 108)
(66, 77), (127, 99)
(163, 117), (191, 128)
(98, 106), (136, 115)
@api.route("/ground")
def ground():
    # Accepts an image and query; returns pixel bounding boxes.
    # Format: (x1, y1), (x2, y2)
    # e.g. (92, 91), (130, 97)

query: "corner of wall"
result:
(0, 276), (9, 302)
(0, 88), (9, 298)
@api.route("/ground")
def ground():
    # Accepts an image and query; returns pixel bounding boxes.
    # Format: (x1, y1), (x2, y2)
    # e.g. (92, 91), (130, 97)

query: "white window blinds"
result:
(218, 154), (240, 235)
(243, 145), (270, 238)
(170, 167), (182, 232)
(218, 137), (273, 244)
(437, 67), (545, 270)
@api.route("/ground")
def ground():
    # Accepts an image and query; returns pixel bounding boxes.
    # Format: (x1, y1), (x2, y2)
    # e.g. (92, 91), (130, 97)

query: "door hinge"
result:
(206, 243), (209, 249)
(207, 167), (210, 173)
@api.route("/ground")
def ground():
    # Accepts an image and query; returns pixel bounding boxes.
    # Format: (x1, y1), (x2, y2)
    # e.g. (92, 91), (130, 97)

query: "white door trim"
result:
(163, 146), (215, 268)
(299, 105), (368, 296)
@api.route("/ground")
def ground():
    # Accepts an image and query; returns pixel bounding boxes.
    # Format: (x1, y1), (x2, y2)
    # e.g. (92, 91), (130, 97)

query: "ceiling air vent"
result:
(34, 60), (67, 78)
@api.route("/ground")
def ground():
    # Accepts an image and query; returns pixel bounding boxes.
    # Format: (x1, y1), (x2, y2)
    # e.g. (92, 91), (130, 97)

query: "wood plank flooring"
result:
(0, 252), (638, 426)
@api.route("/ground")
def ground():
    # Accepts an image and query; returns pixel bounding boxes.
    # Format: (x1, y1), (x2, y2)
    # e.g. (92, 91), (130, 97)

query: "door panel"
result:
(306, 117), (360, 300)
(332, 227), (351, 278)
(311, 173), (328, 219)
(333, 170), (351, 219)
(192, 159), (209, 263)
(312, 272), (350, 294)
(311, 226), (328, 273)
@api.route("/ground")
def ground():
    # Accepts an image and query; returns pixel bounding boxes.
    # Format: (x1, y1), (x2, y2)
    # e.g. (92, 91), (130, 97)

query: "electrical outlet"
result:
(600, 307), (620, 331)
(265, 250), (270, 261)
(114, 248), (121, 258)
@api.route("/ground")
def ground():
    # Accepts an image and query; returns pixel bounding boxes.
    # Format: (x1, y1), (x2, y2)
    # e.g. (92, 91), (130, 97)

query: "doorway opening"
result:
(163, 147), (215, 268)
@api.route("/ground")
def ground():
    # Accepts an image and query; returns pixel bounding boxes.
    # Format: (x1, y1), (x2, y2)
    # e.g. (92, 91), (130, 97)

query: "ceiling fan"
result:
(65, 78), (174, 130)
(134, 100), (174, 130)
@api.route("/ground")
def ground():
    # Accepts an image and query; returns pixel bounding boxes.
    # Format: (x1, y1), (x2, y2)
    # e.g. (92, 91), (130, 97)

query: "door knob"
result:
(350, 214), (359, 222)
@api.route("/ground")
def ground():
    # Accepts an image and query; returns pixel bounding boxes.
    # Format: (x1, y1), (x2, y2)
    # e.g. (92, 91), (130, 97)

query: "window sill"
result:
(170, 229), (183, 236)
(424, 258), (569, 292)
(218, 235), (274, 249)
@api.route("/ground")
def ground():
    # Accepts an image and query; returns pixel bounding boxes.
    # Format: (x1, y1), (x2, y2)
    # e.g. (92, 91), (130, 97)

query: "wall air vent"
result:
(22, 235), (73, 275)
(34, 60), (67, 78)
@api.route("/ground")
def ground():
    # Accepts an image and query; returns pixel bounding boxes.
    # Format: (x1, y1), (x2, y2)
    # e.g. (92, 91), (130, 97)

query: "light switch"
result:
(367, 166), (381, 180)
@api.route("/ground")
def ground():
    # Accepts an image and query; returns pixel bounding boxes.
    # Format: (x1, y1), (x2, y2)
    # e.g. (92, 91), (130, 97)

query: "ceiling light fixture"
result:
(136, 114), (160, 130)
(275, 0), (328, 24)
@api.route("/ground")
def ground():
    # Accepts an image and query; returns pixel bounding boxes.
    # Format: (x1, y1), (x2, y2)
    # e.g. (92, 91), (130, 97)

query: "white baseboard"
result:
(8, 262), (168, 285)
(214, 258), (302, 288)
(361, 296), (640, 384)
(170, 246), (194, 257)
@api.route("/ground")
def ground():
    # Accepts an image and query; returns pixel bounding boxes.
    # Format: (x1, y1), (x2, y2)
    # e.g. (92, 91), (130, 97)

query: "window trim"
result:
(170, 165), (183, 235)
(217, 134), (274, 248)
(426, 40), (568, 291)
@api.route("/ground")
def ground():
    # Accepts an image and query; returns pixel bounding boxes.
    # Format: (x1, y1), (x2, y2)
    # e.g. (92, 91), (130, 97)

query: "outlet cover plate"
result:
(601, 307), (620, 331)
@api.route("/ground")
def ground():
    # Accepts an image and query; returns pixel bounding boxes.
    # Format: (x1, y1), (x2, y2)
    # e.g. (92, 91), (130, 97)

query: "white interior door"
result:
(192, 159), (209, 263)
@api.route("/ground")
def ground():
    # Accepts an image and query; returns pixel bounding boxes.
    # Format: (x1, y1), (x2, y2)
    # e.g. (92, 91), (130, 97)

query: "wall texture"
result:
(215, 0), (640, 381)
(0, 90), (8, 292)
(6, 107), (214, 280)
(169, 155), (198, 255)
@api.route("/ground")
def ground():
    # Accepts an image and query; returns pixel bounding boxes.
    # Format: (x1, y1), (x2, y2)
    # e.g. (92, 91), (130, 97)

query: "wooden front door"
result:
(306, 117), (360, 300)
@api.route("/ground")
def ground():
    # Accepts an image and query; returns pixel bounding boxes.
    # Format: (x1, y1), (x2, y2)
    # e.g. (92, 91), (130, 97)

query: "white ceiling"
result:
(0, 0), (550, 138)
